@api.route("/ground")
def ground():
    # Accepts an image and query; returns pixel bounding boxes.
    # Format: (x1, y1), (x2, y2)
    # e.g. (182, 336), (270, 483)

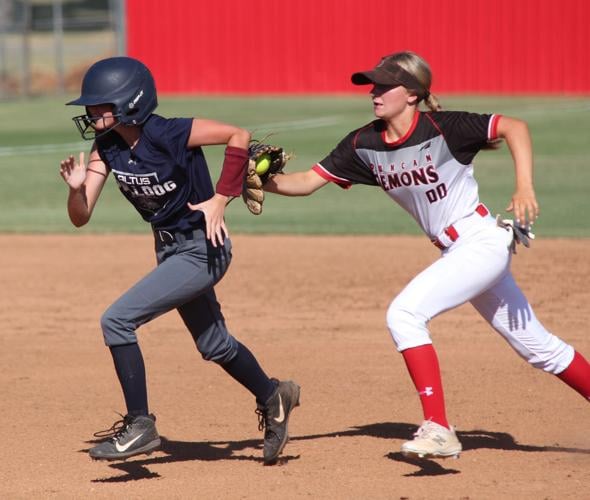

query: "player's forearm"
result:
(499, 117), (535, 192)
(226, 127), (251, 149)
(264, 170), (326, 196)
(509, 136), (534, 192)
(67, 186), (92, 227)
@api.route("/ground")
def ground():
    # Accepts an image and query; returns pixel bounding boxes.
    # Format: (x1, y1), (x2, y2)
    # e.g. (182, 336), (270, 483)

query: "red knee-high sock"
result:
(401, 344), (449, 429)
(556, 351), (590, 401)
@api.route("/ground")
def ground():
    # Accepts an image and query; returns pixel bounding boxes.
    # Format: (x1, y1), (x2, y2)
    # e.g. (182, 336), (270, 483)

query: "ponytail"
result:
(423, 93), (442, 112)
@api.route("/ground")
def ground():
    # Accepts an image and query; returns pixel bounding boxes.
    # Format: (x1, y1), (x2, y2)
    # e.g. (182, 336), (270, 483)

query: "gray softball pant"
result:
(100, 228), (238, 364)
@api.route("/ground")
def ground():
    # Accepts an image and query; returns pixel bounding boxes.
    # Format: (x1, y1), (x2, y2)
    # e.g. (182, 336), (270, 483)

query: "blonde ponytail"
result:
(391, 51), (442, 111)
(424, 93), (442, 111)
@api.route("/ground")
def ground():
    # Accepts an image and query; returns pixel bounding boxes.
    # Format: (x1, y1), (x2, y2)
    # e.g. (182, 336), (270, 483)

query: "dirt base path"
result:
(1, 235), (589, 499)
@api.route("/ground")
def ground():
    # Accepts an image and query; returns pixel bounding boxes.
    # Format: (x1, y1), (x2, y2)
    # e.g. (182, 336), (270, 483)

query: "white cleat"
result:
(401, 420), (462, 459)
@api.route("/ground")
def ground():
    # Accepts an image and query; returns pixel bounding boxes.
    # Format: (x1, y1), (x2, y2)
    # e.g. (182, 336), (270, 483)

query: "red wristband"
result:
(215, 146), (248, 197)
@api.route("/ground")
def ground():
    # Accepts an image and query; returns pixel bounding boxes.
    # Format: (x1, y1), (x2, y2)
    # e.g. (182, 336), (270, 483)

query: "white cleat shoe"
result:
(401, 420), (462, 459)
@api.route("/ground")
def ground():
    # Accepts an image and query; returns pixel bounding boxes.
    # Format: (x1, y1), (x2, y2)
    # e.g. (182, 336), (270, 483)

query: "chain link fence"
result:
(0, 0), (125, 98)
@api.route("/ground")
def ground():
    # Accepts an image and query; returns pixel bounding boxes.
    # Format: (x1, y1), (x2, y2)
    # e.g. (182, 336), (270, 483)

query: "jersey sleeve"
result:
(90, 141), (110, 171)
(428, 111), (501, 165)
(145, 115), (193, 164)
(314, 129), (377, 188)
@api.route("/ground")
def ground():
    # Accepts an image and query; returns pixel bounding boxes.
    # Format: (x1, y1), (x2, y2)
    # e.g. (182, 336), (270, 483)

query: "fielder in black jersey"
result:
(60, 57), (300, 464)
(265, 51), (590, 460)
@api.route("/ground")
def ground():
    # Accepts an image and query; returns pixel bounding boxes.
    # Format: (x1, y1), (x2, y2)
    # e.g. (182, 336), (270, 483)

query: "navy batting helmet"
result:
(67, 56), (158, 139)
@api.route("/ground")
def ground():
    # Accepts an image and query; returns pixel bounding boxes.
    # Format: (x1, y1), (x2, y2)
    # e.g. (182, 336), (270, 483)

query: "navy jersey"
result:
(314, 111), (500, 239)
(95, 114), (214, 232)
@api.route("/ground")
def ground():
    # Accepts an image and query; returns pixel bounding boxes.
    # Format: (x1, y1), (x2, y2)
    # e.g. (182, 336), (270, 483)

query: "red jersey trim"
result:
(381, 111), (420, 146)
(488, 114), (501, 140)
(424, 112), (443, 136)
(312, 164), (352, 189)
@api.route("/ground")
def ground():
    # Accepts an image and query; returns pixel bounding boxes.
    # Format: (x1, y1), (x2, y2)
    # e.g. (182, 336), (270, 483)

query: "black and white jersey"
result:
(314, 111), (501, 239)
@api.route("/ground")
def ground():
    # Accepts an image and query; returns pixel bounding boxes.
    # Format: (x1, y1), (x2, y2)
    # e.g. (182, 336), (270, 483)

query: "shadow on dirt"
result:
(86, 436), (296, 483)
(342, 421), (590, 454)
(85, 421), (590, 482)
(352, 422), (590, 477)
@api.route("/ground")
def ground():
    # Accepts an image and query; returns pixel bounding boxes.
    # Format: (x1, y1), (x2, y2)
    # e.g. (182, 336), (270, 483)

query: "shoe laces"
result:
(93, 413), (133, 439)
(255, 407), (280, 442)
(255, 379), (281, 434)
(413, 420), (439, 439)
(255, 407), (268, 432)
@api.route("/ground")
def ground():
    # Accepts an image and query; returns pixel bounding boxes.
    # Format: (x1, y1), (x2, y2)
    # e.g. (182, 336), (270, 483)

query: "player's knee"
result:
(100, 306), (137, 346)
(386, 301), (431, 351)
(524, 341), (575, 374)
(197, 333), (238, 364)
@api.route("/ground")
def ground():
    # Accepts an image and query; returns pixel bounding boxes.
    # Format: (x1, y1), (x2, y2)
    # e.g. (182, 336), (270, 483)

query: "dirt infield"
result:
(1, 234), (589, 499)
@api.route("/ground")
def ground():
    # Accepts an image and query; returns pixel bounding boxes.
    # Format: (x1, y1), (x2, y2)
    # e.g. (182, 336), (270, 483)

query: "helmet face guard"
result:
(71, 107), (123, 140)
(67, 56), (158, 140)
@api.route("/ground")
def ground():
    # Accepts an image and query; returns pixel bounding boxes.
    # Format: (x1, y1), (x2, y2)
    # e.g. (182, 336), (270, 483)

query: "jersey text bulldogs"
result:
(112, 169), (177, 197)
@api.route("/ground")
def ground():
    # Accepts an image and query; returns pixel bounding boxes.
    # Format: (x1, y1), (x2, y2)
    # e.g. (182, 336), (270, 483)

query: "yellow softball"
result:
(255, 153), (271, 175)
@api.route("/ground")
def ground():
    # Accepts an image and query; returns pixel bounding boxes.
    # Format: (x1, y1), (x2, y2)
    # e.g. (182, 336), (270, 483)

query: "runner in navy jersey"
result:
(60, 56), (300, 464)
(264, 51), (590, 459)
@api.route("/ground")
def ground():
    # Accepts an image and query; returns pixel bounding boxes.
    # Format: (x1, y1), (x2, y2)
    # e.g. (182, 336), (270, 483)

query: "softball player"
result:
(60, 56), (300, 464)
(265, 51), (590, 459)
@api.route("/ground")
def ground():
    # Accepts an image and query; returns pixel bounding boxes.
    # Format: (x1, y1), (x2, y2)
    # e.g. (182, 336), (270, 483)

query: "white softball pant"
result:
(386, 213), (574, 374)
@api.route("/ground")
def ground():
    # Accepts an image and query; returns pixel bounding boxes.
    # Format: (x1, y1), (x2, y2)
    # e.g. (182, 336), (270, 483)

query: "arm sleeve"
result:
(315, 129), (378, 188)
(215, 146), (248, 197)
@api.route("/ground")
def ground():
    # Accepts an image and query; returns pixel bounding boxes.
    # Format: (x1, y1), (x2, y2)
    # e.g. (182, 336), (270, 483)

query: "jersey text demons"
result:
(314, 111), (500, 239)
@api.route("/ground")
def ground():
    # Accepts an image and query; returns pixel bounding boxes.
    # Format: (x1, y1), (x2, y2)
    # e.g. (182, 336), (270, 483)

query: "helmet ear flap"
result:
(115, 70), (158, 126)
(126, 107), (140, 122)
(121, 87), (153, 125)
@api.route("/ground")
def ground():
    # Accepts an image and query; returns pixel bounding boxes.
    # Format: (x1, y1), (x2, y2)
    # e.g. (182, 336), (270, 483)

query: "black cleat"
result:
(89, 413), (161, 461)
(256, 379), (301, 465)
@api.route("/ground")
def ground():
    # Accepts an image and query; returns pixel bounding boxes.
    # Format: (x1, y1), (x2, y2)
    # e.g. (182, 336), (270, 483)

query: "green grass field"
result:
(1, 95), (589, 236)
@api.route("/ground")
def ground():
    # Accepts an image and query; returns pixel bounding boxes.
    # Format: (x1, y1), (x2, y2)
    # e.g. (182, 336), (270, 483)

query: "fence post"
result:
(53, 0), (65, 94)
(21, 0), (31, 96)
(0, 0), (8, 99)
(110, 0), (126, 55)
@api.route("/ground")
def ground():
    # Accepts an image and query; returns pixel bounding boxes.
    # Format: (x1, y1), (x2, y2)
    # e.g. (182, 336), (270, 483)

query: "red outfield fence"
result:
(126, 0), (590, 95)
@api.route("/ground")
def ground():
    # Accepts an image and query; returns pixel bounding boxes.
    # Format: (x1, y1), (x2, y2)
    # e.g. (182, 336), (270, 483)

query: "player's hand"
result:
(60, 152), (87, 190)
(187, 193), (229, 247)
(506, 187), (539, 228)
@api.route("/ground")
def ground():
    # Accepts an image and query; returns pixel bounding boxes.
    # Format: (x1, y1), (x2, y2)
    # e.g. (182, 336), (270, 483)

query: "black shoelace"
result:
(93, 413), (132, 439)
(255, 408), (268, 432)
